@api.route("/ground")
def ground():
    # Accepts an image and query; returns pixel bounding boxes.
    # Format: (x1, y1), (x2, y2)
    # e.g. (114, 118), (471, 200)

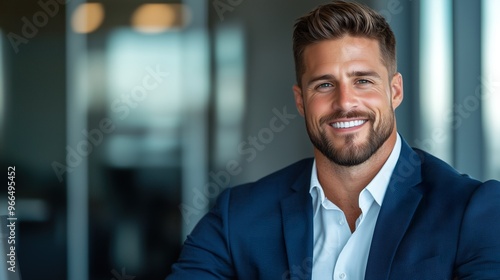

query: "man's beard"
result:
(305, 109), (394, 166)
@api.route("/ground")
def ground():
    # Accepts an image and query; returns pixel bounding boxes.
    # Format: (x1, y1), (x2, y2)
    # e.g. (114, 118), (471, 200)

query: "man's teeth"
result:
(332, 120), (366, 129)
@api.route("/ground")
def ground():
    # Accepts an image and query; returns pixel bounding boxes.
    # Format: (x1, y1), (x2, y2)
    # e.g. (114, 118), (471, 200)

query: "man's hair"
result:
(293, 0), (397, 86)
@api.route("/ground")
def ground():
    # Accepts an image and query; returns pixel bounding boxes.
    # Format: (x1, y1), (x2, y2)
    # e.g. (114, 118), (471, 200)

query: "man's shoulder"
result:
(414, 148), (480, 185)
(412, 147), (499, 193)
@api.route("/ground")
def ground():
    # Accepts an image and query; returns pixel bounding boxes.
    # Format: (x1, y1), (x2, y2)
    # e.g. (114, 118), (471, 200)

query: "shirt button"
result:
(339, 218), (345, 225)
(339, 272), (346, 279)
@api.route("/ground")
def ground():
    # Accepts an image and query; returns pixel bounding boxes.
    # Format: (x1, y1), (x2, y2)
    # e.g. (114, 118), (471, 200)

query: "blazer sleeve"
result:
(455, 180), (500, 279)
(166, 188), (235, 280)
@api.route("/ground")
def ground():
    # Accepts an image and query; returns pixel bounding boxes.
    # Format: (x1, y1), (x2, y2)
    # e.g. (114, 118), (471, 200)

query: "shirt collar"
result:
(309, 160), (324, 216)
(365, 133), (401, 205)
(309, 134), (402, 215)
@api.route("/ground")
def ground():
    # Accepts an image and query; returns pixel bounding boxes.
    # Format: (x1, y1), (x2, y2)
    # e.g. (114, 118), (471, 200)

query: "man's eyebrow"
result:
(347, 70), (382, 79)
(306, 74), (336, 87)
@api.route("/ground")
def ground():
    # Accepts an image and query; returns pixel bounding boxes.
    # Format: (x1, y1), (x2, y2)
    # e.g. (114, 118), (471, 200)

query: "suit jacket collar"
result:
(365, 137), (424, 280)
(280, 159), (314, 279)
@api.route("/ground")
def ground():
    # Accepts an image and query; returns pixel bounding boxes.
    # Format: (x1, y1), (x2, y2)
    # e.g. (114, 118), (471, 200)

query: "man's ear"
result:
(391, 73), (404, 110)
(293, 84), (305, 116)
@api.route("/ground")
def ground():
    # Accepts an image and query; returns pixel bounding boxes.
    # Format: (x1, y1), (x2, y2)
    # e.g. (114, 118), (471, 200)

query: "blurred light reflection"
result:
(419, 0), (453, 163)
(131, 4), (190, 33)
(214, 25), (245, 166)
(482, 0), (500, 180)
(106, 29), (183, 167)
(71, 3), (105, 34)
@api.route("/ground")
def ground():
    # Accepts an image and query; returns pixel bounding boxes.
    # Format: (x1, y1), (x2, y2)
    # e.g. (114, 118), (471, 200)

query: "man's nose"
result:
(333, 83), (359, 111)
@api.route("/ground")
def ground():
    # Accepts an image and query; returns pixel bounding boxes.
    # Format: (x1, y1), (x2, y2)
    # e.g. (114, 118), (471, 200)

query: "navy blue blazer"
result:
(168, 139), (500, 279)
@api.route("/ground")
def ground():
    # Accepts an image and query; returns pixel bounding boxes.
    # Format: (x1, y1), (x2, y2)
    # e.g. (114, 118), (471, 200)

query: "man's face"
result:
(293, 36), (403, 166)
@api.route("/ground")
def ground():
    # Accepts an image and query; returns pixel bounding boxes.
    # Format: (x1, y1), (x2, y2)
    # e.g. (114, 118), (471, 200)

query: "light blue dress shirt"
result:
(309, 135), (401, 280)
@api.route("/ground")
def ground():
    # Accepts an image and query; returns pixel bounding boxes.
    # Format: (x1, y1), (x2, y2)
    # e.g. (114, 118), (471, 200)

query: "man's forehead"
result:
(302, 37), (384, 71)
(303, 36), (381, 58)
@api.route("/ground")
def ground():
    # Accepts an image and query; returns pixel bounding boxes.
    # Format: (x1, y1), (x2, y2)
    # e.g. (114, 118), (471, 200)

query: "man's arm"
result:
(455, 180), (500, 279)
(167, 189), (235, 280)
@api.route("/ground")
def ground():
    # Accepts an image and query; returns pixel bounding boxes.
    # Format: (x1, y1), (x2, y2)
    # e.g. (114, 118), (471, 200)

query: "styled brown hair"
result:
(293, 0), (396, 86)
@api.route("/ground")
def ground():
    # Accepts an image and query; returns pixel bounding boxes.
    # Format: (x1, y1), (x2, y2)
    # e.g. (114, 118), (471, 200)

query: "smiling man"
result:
(167, 1), (500, 279)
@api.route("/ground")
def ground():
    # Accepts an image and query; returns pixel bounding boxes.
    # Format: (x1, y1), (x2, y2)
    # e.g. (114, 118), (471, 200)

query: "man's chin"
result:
(326, 146), (373, 167)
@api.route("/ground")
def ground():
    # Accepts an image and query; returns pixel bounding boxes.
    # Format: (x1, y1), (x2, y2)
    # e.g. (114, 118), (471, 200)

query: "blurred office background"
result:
(0, 0), (498, 279)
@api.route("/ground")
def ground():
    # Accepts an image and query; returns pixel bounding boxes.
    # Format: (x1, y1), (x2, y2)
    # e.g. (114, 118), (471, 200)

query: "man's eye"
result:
(356, 79), (371, 84)
(317, 83), (333, 89)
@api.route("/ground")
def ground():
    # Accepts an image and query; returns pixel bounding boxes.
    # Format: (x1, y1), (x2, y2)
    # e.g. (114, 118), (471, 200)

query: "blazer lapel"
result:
(365, 139), (424, 280)
(280, 160), (314, 280)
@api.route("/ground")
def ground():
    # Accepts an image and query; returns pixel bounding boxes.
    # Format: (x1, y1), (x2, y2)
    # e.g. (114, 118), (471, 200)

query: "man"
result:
(167, 1), (500, 279)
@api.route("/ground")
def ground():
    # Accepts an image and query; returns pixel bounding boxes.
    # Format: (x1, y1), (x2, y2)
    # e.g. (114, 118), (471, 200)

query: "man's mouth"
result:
(331, 120), (367, 129)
